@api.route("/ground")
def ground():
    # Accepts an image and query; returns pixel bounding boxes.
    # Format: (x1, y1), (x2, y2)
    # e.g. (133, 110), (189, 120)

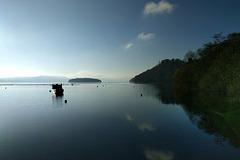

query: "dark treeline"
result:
(130, 32), (240, 94)
(174, 32), (240, 94)
(130, 59), (185, 84)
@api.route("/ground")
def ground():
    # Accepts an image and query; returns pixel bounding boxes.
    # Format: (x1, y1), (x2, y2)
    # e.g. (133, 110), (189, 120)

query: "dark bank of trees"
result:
(173, 32), (240, 94)
(130, 32), (240, 94)
(130, 59), (185, 84)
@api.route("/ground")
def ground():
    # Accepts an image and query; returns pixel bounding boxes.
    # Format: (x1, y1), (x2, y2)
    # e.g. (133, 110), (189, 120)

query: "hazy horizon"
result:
(0, 0), (239, 79)
(0, 75), (131, 83)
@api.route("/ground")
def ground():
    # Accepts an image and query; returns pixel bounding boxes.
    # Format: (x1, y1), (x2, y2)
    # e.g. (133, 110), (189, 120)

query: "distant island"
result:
(68, 78), (102, 83)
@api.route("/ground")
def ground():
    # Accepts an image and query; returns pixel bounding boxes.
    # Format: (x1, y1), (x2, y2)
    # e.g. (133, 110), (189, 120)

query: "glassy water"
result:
(0, 83), (239, 160)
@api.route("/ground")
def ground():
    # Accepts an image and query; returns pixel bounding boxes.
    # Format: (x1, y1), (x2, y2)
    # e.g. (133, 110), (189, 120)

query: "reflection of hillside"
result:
(155, 84), (178, 105)
(174, 89), (240, 149)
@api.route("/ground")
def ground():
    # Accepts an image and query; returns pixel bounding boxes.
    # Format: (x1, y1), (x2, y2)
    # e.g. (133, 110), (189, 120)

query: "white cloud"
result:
(143, 0), (176, 16)
(123, 33), (155, 50)
(138, 32), (155, 40)
(125, 42), (134, 49)
(144, 149), (174, 160)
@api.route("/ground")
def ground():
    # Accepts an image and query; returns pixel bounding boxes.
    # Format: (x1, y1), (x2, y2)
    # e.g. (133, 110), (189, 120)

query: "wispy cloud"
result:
(138, 32), (155, 40)
(124, 32), (155, 50)
(143, 0), (176, 16)
(125, 42), (134, 49)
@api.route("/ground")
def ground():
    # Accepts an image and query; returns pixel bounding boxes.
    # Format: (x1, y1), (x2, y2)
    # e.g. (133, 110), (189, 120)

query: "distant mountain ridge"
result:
(0, 76), (69, 83)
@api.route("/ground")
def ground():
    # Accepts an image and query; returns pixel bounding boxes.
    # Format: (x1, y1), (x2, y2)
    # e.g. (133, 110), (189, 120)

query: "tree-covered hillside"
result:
(173, 32), (240, 94)
(130, 59), (185, 84)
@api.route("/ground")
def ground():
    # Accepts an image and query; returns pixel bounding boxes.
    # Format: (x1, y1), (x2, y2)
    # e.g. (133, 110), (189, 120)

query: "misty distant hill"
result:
(0, 76), (69, 83)
(69, 78), (102, 83)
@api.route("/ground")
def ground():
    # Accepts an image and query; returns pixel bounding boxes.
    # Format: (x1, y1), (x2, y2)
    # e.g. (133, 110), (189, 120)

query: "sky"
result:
(0, 0), (240, 81)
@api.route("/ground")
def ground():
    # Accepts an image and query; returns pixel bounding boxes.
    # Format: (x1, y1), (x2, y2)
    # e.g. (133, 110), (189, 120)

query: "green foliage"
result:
(130, 59), (185, 84)
(174, 32), (240, 94)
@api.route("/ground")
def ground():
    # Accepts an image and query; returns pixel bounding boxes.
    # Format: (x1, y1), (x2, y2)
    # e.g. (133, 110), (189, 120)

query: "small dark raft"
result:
(52, 84), (64, 96)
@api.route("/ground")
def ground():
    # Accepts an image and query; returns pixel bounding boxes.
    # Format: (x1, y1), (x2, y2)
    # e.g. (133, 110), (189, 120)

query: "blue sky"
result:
(0, 0), (239, 81)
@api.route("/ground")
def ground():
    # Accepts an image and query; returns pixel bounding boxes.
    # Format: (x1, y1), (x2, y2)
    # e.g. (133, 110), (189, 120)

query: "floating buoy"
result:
(64, 100), (67, 103)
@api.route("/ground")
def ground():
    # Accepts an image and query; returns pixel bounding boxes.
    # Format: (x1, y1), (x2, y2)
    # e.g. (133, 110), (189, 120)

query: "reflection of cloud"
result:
(145, 149), (174, 160)
(143, 0), (176, 16)
(138, 123), (156, 131)
(125, 114), (156, 132)
(125, 114), (134, 122)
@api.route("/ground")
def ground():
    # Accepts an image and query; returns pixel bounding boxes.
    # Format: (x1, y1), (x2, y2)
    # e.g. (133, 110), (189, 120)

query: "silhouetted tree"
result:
(184, 50), (198, 62)
(213, 32), (225, 44)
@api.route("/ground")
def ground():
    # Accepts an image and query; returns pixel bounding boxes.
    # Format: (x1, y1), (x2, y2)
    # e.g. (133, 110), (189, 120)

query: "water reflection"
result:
(155, 84), (178, 105)
(125, 114), (134, 122)
(52, 95), (65, 108)
(144, 149), (175, 160)
(138, 123), (156, 131)
(124, 114), (156, 132)
(174, 89), (240, 149)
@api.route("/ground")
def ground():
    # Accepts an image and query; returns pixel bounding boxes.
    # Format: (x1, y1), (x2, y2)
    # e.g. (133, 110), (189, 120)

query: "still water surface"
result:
(0, 83), (239, 160)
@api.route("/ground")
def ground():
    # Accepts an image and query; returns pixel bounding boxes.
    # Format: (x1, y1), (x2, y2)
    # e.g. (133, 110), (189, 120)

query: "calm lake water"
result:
(0, 83), (240, 160)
